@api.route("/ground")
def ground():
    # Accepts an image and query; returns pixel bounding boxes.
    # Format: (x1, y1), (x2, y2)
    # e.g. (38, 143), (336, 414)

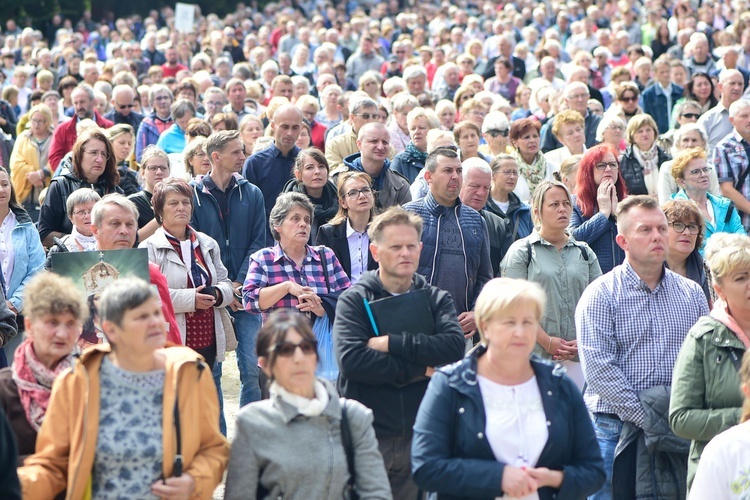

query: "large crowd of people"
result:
(1, 0), (750, 497)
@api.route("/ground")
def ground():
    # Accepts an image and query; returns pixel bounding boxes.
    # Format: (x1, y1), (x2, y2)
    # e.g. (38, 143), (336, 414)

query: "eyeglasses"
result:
(206, 101), (224, 107)
(145, 164), (170, 172)
(30, 119), (46, 125)
(670, 222), (700, 235)
(681, 113), (701, 119)
(468, 110), (486, 118)
(607, 124), (625, 130)
(271, 339), (318, 357)
(118, 103), (135, 110)
(595, 161), (619, 171)
(620, 96), (638, 102)
(153, 95), (171, 102)
(345, 187), (373, 198)
(499, 169), (519, 177)
(354, 113), (377, 120)
(72, 209), (92, 217)
(567, 93), (589, 101)
(84, 150), (109, 160)
(687, 166), (712, 176)
(486, 129), (509, 138)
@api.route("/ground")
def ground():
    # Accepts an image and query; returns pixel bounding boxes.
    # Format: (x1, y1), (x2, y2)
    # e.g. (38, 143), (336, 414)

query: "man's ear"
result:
(369, 242), (380, 263)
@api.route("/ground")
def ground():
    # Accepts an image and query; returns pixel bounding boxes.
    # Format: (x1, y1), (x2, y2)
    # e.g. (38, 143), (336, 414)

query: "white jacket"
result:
(140, 227), (235, 362)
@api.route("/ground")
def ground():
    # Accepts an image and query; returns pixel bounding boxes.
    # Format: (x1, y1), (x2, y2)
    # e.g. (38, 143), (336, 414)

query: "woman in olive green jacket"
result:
(670, 233), (750, 489)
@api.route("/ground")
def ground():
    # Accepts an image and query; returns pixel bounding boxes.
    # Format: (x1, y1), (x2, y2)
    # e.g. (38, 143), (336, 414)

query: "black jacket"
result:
(316, 221), (378, 280)
(619, 145), (671, 196)
(37, 166), (123, 243)
(333, 270), (465, 439)
(0, 406), (20, 499)
(480, 209), (511, 276)
(117, 163), (141, 196)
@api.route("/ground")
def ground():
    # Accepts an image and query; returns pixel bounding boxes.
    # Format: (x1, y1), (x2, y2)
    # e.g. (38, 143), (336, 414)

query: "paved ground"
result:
(212, 351), (241, 499)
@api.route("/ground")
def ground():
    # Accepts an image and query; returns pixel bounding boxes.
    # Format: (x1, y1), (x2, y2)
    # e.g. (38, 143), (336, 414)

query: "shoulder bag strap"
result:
(340, 400), (357, 495)
(318, 248), (330, 294)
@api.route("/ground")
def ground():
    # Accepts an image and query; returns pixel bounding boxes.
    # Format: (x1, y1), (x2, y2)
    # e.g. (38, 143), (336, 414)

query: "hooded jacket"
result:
(333, 270), (465, 439)
(189, 173), (266, 283)
(336, 153), (411, 211)
(17, 345), (230, 500)
(37, 165), (123, 244)
(411, 346), (606, 500)
(403, 193), (493, 312)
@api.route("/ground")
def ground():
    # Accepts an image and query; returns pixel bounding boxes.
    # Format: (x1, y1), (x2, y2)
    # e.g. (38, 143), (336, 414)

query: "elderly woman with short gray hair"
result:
(388, 93), (419, 155)
(391, 107), (441, 184)
(48, 188), (101, 254)
(243, 192), (351, 318)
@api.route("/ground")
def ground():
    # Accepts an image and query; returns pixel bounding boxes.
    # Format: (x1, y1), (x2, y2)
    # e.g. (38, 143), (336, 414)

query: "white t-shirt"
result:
(478, 374), (548, 500)
(689, 420), (750, 499)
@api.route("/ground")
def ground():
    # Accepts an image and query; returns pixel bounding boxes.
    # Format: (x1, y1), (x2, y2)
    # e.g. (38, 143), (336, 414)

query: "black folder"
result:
(367, 288), (435, 336)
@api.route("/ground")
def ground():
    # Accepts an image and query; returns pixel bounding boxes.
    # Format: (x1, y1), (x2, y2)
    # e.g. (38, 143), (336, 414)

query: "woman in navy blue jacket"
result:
(411, 278), (604, 499)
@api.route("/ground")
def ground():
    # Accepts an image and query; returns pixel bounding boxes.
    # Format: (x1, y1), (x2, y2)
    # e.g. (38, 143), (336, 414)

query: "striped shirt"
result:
(575, 261), (708, 427)
(243, 244), (351, 314)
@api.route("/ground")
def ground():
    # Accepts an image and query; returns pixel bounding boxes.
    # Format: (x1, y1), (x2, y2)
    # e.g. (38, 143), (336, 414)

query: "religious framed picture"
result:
(49, 249), (150, 347)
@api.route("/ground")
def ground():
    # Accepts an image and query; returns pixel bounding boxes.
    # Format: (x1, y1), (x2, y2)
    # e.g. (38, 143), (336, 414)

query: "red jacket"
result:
(48, 112), (113, 173)
(311, 121), (327, 150)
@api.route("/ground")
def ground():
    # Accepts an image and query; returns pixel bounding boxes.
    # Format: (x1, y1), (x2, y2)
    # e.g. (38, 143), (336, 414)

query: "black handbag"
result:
(340, 399), (359, 500)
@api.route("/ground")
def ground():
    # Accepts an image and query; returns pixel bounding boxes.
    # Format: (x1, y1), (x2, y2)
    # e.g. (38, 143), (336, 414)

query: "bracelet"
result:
(547, 337), (553, 353)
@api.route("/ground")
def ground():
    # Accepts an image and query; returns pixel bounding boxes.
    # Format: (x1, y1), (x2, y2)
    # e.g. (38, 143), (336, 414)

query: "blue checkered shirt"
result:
(243, 244), (351, 314)
(712, 129), (750, 230)
(575, 262), (709, 428)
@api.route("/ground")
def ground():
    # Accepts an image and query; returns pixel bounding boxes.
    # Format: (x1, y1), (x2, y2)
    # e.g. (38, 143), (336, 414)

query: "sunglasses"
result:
(681, 113), (700, 119)
(486, 129), (509, 138)
(620, 96), (638, 103)
(354, 113), (377, 120)
(271, 339), (318, 357)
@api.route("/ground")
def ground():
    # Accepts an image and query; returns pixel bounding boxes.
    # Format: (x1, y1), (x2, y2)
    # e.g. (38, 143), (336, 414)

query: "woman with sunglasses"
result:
(38, 129), (123, 248)
(607, 82), (644, 126)
(570, 144), (628, 274)
(478, 111), (511, 160)
(659, 100), (702, 153)
(225, 310), (390, 499)
(670, 148), (746, 251)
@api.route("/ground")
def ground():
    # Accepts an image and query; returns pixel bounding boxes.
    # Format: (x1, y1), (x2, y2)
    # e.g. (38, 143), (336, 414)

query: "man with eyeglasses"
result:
(404, 147), (492, 351)
(49, 83), (113, 173)
(334, 122), (410, 211)
(191, 130), (266, 433)
(697, 69), (745, 154)
(333, 206), (464, 499)
(642, 57), (684, 135)
(202, 87), (226, 122)
(326, 95), (395, 172)
(540, 82), (602, 153)
(104, 85), (143, 132)
(576, 195), (708, 499)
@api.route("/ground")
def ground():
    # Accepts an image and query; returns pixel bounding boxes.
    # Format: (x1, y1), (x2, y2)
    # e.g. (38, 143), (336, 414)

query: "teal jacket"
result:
(669, 316), (745, 488)
(671, 190), (746, 253)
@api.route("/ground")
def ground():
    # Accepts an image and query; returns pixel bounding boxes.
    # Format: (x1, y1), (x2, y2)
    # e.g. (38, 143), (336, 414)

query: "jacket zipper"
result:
(428, 211), (442, 285)
(455, 206), (470, 309)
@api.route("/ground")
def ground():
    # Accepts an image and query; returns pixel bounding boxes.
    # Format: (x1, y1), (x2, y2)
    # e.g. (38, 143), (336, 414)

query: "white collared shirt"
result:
(346, 219), (369, 285)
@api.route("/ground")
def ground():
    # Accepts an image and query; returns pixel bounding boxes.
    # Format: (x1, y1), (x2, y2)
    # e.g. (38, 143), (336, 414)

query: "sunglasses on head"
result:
(271, 339), (318, 357)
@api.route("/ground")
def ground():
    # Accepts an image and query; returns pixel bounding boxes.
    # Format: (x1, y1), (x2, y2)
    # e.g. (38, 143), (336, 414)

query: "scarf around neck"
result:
(403, 142), (428, 163)
(71, 226), (97, 252)
(12, 338), (72, 430)
(512, 148), (547, 193)
(270, 379), (330, 416)
(633, 143), (659, 176)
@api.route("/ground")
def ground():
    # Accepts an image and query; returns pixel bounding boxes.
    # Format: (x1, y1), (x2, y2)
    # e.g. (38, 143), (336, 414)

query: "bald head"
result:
(272, 104), (303, 154)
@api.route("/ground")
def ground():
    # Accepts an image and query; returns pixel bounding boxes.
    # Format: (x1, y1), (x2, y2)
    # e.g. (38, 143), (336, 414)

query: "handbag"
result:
(218, 307), (238, 352)
(340, 399), (359, 500)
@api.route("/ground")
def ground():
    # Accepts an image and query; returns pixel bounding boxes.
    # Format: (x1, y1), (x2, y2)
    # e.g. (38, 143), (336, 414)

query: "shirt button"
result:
(458, 407), (465, 414)
(547, 390), (553, 396)
(477, 432), (484, 439)
(546, 421), (552, 426)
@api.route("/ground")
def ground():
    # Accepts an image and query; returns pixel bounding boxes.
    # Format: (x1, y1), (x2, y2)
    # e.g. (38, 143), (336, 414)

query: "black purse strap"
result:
(318, 248), (330, 294)
(340, 400), (357, 494)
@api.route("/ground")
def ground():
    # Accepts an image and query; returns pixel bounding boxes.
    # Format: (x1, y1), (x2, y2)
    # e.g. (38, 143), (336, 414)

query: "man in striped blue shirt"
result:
(575, 195), (709, 499)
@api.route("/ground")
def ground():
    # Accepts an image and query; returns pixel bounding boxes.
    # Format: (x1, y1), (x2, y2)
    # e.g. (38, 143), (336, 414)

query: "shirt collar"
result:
(346, 219), (367, 238)
(622, 260), (666, 292)
(271, 243), (317, 264)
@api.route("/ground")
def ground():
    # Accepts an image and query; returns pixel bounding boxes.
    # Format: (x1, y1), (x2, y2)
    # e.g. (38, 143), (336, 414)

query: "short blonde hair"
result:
(23, 272), (88, 322)
(475, 278), (546, 343)
(551, 109), (585, 138)
(626, 113), (658, 144)
(671, 147), (707, 180)
(705, 233), (750, 283)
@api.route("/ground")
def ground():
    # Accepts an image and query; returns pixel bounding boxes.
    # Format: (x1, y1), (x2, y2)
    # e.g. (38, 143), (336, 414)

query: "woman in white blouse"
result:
(316, 172), (378, 285)
(412, 277), (605, 499)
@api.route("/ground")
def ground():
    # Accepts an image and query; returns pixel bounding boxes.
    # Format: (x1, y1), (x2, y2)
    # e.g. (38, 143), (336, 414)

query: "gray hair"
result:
(148, 84), (173, 104)
(402, 65), (427, 81)
(171, 99), (196, 120)
(462, 157), (492, 181)
(482, 111), (510, 134)
(391, 92), (419, 112)
(99, 278), (158, 329)
(673, 123), (708, 151)
(426, 129), (455, 153)
(269, 192), (315, 241)
(66, 188), (101, 217)
(382, 77), (406, 96)
(73, 83), (95, 102)
(406, 107), (440, 129)
(349, 96), (378, 115)
(596, 113), (626, 142)
(91, 193), (139, 228)
(730, 99), (750, 118)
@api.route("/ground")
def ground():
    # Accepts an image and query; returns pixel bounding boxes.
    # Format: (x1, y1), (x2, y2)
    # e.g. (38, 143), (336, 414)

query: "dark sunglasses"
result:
(620, 96), (638, 102)
(271, 339), (318, 357)
(681, 113), (700, 119)
(486, 129), (509, 138)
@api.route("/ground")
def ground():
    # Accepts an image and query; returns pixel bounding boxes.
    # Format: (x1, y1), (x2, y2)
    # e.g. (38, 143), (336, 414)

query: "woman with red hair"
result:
(569, 144), (628, 273)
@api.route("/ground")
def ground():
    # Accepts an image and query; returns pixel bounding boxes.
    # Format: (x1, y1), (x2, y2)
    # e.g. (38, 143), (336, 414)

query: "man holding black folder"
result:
(334, 207), (465, 500)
